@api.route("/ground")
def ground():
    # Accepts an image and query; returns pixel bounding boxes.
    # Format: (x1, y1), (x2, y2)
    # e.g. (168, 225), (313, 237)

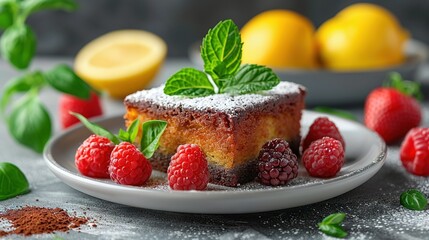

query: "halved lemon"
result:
(74, 30), (167, 99)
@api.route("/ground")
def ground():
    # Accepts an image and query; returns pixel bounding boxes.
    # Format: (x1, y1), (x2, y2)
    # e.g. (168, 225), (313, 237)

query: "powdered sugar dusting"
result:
(125, 82), (304, 117)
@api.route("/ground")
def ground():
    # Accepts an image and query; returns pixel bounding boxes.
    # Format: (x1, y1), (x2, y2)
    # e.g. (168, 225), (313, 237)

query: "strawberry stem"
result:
(384, 72), (423, 101)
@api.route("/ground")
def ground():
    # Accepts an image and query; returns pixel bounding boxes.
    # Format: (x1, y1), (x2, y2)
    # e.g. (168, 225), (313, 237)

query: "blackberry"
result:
(257, 138), (299, 186)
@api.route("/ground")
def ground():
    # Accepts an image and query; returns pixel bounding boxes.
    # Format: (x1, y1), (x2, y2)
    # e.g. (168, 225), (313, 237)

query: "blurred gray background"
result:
(25, 0), (429, 58)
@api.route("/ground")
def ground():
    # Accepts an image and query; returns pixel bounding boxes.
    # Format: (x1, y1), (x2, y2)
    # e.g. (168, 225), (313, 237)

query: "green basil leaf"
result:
(201, 19), (242, 85)
(0, 162), (30, 201)
(320, 212), (346, 225)
(0, 0), (17, 29)
(44, 64), (91, 99)
(0, 23), (36, 69)
(318, 224), (347, 238)
(70, 112), (120, 145)
(127, 119), (140, 143)
(21, 0), (77, 17)
(221, 64), (280, 94)
(140, 120), (167, 158)
(7, 92), (51, 153)
(0, 71), (45, 115)
(313, 107), (358, 121)
(400, 189), (428, 211)
(164, 68), (215, 97)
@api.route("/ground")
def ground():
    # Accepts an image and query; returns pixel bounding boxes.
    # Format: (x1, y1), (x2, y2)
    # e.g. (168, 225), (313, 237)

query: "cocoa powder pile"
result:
(0, 206), (89, 237)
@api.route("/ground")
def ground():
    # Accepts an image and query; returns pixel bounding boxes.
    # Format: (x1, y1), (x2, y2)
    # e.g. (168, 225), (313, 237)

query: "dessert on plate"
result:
(123, 19), (306, 187)
(124, 81), (305, 187)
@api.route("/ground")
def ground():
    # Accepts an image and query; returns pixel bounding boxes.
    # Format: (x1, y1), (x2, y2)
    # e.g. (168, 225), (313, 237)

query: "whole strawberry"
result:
(364, 73), (422, 144)
(167, 144), (209, 191)
(59, 92), (103, 129)
(109, 142), (152, 186)
(75, 134), (114, 178)
(400, 128), (429, 176)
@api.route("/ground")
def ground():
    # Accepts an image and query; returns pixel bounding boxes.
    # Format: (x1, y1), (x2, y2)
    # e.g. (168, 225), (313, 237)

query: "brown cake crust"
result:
(124, 82), (306, 187)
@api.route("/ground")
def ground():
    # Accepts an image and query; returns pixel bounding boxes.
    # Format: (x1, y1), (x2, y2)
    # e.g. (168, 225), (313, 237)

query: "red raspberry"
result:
(109, 142), (152, 186)
(302, 137), (345, 178)
(400, 128), (429, 176)
(75, 135), (114, 178)
(59, 92), (103, 129)
(257, 138), (299, 186)
(167, 144), (209, 190)
(302, 117), (345, 152)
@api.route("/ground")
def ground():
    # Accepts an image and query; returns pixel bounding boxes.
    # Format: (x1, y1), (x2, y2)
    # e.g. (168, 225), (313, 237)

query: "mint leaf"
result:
(400, 189), (428, 211)
(164, 68), (215, 97)
(313, 107), (357, 121)
(318, 224), (347, 238)
(221, 64), (280, 94)
(320, 213), (346, 225)
(7, 92), (51, 153)
(117, 128), (130, 142)
(44, 64), (91, 99)
(318, 213), (348, 238)
(0, 0), (17, 29)
(21, 0), (77, 18)
(1, 71), (45, 116)
(127, 119), (140, 143)
(201, 19), (242, 86)
(70, 112), (120, 145)
(140, 120), (167, 158)
(0, 162), (30, 201)
(116, 119), (139, 143)
(0, 23), (36, 69)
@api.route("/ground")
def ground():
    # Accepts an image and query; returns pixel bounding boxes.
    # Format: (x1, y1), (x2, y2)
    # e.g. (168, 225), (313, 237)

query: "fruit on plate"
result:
(317, 3), (409, 70)
(72, 112), (167, 186)
(167, 144), (209, 191)
(59, 92), (103, 129)
(241, 9), (317, 69)
(109, 142), (152, 186)
(302, 137), (345, 178)
(257, 138), (298, 186)
(302, 117), (345, 152)
(75, 134), (114, 178)
(400, 128), (429, 176)
(74, 30), (167, 99)
(364, 73), (422, 144)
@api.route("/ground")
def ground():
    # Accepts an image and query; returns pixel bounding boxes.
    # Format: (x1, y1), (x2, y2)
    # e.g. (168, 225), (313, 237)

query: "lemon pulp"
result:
(75, 30), (167, 99)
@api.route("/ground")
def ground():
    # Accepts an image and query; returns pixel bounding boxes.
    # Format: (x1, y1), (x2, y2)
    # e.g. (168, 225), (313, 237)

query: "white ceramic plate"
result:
(189, 39), (428, 106)
(43, 111), (386, 214)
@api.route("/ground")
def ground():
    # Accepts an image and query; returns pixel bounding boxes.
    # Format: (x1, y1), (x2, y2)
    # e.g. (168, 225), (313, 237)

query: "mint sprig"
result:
(0, 0), (94, 153)
(201, 19), (242, 86)
(0, 162), (30, 201)
(71, 112), (167, 158)
(400, 189), (428, 211)
(164, 19), (280, 97)
(318, 213), (348, 238)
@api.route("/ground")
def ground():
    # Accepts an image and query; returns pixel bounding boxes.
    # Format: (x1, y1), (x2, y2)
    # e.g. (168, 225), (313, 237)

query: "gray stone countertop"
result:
(0, 58), (429, 240)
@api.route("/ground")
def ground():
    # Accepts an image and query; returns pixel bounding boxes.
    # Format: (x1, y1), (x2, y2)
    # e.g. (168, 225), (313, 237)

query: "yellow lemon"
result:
(75, 30), (167, 99)
(241, 9), (317, 69)
(316, 3), (409, 70)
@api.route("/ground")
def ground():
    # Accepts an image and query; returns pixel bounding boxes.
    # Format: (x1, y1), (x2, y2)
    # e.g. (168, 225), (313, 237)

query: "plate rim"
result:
(43, 110), (387, 198)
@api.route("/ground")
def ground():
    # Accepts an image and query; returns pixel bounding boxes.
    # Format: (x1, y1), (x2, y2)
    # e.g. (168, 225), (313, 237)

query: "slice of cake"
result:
(124, 81), (305, 187)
